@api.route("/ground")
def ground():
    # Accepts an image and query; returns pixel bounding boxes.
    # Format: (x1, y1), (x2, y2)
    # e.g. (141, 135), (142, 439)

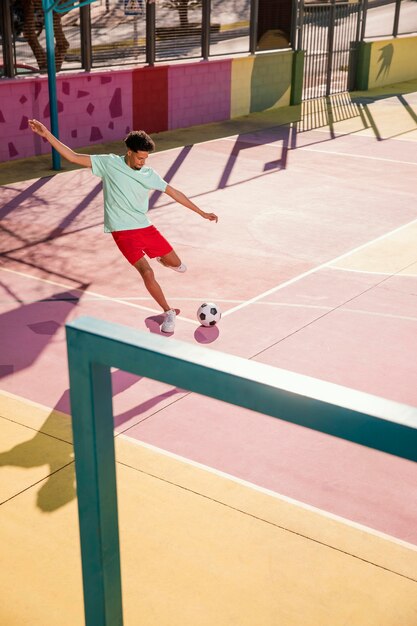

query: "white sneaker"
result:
(161, 309), (176, 333)
(156, 257), (187, 273)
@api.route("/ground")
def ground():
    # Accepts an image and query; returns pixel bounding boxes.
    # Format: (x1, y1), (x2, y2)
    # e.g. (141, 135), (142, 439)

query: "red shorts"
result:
(111, 225), (173, 265)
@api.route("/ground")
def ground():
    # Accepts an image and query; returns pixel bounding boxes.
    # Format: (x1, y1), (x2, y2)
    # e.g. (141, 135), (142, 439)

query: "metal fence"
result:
(294, 0), (417, 99)
(1, 0), (415, 78)
(0, 0), (257, 77)
(299, 0), (363, 99)
(363, 0), (417, 39)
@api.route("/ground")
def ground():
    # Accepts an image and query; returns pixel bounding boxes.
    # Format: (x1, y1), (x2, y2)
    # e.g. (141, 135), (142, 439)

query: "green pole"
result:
(42, 0), (61, 170)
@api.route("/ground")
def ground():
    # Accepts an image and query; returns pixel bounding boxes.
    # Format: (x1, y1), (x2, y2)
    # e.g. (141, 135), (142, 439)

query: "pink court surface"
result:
(1, 85), (417, 624)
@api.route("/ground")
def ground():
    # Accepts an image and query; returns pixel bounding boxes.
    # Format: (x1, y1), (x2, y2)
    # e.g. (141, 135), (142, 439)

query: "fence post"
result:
(202, 0), (211, 60)
(249, 0), (259, 54)
(326, 0), (336, 96)
(355, 40), (371, 90)
(42, 0), (61, 170)
(0, 0), (15, 78)
(80, 3), (92, 71)
(146, 0), (156, 65)
(392, 0), (401, 37)
(360, 0), (368, 41)
(290, 0), (298, 50)
(291, 50), (305, 105)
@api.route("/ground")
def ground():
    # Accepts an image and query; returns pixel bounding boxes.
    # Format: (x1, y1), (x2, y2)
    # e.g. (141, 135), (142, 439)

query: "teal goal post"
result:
(66, 316), (417, 626)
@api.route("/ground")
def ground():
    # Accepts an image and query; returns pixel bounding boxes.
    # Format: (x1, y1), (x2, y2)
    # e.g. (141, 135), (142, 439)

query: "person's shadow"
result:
(0, 369), (183, 512)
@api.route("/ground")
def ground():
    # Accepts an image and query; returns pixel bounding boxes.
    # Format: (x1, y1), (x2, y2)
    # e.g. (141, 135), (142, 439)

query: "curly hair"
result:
(124, 130), (155, 153)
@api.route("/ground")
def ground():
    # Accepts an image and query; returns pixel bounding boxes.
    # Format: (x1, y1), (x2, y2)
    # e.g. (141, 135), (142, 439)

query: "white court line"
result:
(223, 216), (417, 317)
(249, 301), (417, 323)
(219, 137), (287, 148)
(297, 146), (417, 167)
(329, 266), (417, 277)
(218, 136), (417, 166)
(114, 296), (243, 304)
(119, 433), (417, 552)
(343, 308), (417, 324)
(0, 266), (199, 326)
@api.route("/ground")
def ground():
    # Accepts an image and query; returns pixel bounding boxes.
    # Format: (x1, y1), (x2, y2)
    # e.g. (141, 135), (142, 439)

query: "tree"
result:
(21, 0), (69, 72)
(163, 0), (201, 28)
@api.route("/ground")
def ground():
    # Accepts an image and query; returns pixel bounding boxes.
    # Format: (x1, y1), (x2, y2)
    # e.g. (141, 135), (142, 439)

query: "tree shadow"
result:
(0, 286), (89, 381)
(376, 43), (394, 82)
(0, 177), (51, 220)
(0, 368), (183, 512)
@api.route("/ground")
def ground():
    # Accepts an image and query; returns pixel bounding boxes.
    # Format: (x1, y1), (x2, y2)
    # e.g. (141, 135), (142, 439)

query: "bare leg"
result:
(158, 250), (183, 269)
(134, 257), (171, 311)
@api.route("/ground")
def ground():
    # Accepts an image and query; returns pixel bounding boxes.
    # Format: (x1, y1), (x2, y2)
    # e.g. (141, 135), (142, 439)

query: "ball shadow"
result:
(194, 325), (220, 344)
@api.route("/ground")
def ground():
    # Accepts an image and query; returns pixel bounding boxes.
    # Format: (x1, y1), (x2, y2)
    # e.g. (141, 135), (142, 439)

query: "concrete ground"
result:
(1, 81), (417, 625)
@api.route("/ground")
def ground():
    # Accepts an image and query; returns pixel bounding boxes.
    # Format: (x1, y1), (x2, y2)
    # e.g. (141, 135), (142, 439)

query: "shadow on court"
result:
(0, 288), (88, 381)
(0, 368), (183, 512)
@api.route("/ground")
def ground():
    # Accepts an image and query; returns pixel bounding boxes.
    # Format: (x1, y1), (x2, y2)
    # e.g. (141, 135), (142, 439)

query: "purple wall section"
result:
(168, 60), (232, 130)
(0, 70), (133, 163)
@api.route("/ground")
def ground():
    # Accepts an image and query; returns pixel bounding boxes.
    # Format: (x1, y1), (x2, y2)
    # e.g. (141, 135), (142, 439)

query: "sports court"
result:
(1, 82), (417, 624)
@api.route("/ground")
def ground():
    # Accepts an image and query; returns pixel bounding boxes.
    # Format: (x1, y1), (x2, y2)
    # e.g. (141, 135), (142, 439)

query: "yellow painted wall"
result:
(368, 35), (417, 88)
(230, 56), (255, 118)
(231, 51), (293, 118)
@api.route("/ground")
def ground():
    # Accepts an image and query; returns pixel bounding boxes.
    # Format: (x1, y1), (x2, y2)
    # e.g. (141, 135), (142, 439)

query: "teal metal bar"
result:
(67, 342), (123, 626)
(66, 316), (417, 626)
(42, 0), (96, 171)
(42, 0), (61, 170)
(52, 0), (97, 13)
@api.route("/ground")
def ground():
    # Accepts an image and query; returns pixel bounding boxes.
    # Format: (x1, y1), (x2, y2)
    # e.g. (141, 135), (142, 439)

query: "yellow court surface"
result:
(1, 391), (417, 626)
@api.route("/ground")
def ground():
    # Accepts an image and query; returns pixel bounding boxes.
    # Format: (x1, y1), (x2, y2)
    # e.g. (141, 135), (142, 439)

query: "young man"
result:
(28, 120), (218, 333)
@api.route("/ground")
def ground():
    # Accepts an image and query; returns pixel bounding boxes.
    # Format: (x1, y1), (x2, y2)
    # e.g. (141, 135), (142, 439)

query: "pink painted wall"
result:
(168, 60), (232, 130)
(0, 70), (133, 162)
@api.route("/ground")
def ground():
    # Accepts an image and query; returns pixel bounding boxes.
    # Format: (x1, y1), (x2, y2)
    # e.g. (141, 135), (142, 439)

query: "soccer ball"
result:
(197, 302), (221, 327)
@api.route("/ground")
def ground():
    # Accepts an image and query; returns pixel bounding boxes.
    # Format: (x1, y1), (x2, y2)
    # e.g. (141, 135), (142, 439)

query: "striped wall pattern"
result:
(0, 51), (294, 163)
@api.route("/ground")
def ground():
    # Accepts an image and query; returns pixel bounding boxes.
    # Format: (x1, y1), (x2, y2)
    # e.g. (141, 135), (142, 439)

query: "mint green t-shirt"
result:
(91, 154), (168, 232)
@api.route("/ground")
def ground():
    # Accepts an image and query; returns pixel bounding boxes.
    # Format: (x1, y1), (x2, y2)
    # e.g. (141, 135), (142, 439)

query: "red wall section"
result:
(132, 66), (169, 134)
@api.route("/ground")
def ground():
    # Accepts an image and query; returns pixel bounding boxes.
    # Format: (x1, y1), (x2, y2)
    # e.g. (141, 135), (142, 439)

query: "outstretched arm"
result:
(29, 119), (92, 168)
(164, 185), (218, 222)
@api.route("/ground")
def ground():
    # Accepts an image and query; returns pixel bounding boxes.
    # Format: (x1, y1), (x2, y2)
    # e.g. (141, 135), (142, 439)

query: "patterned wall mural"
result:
(0, 51), (294, 163)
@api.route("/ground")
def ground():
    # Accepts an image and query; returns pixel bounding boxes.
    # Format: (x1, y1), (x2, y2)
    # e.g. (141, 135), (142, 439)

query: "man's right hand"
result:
(28, 118), (92, 168)
(29, 119), (49, 137)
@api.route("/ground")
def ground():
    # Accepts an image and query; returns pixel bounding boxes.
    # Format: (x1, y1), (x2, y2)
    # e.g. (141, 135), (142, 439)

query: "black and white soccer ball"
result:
(197, 302), (221, 327)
